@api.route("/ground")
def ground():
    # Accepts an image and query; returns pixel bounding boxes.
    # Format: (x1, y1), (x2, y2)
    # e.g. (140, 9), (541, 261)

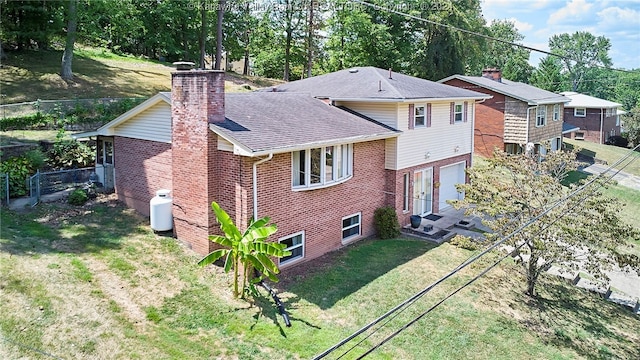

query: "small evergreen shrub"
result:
(68, 188), (89, 206)
(374, 206), (401, 239)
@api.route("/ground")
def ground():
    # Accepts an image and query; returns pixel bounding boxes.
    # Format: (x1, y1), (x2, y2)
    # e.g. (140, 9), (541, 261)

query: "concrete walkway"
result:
(582, 163), (640, 191)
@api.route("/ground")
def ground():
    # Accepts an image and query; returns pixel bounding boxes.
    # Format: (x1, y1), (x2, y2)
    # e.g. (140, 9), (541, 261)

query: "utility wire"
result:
(1, 336), (64, 360)
(349, 0), (636, 74)
(355, 147), (640, 358)
(315, 144), (640, 359)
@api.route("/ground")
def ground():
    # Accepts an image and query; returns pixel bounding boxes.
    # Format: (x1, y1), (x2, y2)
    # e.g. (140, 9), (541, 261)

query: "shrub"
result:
(47, 129), (95, 169)
(374, 207), (401, 239)
(0, 154), (39, 197)
(605, 135), (629, 148)
(449, 235), (481, 251)
(0, 112), (54, 131)
(68, 188), (89, 206)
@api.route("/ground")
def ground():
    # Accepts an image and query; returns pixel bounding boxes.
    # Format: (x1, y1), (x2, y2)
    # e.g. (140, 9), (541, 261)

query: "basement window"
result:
(342, 212), (362, 243)
(279, 231), (304, 266)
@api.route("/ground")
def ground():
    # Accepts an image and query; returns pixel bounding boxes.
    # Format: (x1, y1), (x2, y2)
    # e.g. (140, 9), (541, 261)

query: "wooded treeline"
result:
(2, 0), (639, 109)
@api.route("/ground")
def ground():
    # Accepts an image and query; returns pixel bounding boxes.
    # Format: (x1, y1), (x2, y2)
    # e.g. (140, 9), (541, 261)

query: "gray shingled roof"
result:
(270, 67), (489, 100)
(211, 92), (399, 155)
(440, 75), (568, 105)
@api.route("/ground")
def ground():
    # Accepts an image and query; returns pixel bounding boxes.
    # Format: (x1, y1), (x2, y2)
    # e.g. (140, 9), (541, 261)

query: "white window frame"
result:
(551, 137), (562, 151)
(279, 231), (304, 266)
(536, 106), (547, 127)
(454, 102), (464, 123)
(402, 173), (410, 213)
(97, 138), (114, 165)
(414, 105), (426, 127)
(342, 212), (362, 243)
(574, 108), (586, 117)
(292, 144), (353, 190)
(553, 104), (560, 121)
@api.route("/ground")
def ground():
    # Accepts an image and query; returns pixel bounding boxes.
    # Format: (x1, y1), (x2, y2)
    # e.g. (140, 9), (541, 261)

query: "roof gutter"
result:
(253, 153), (273, 220)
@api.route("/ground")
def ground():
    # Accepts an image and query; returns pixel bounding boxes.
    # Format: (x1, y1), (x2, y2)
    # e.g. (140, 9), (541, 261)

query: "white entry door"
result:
(413, 168), (433, 216)
(439, 162), (465, 209)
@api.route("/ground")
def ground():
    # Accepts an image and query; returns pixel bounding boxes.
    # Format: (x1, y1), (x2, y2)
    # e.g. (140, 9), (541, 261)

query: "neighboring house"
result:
(76, 67), (487, 268)
(560, 91), (624, 144)
(440, 69), (569, 157)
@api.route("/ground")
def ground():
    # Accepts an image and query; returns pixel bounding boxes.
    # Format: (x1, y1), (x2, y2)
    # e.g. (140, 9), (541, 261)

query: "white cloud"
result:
(508, 17), (534, 32)
(548, 0), (593, 25)
(597, 7), (640, 30)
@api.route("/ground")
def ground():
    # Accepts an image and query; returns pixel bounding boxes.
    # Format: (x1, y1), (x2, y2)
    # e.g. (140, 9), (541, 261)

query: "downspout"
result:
(526, 106), (536, 149)
(252, 153), (273, 220)
(600, 108), (604, 144)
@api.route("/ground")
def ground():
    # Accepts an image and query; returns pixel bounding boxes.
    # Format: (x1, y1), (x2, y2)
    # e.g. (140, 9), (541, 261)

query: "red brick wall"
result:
(113, 137), (172, 216)
(390, 154), (471, 226)
(564, 108), (619, 144)
(443, 78), (505, 157)
(247, 140), (389, 267)
(171, 70), (225, 255)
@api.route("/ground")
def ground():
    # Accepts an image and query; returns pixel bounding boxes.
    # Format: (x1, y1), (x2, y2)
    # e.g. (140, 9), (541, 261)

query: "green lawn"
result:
(565, 139), (640, 177)
(1, 198), (638, 359)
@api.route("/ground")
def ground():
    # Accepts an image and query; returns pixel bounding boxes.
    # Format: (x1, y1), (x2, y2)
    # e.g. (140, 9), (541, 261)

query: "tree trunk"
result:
(214, 0), (225, 70)
(284, 29), (292, 81)
(305, 0), (314, 78)
(242, 2), (250, 76)
(526, 251), (539, 297)
(60, 0), (78, 81)
(199, 1), (207, 69)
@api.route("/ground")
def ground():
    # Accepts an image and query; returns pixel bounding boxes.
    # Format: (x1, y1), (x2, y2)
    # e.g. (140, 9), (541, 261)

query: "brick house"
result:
(560, 91), (624, 144)
(440, 69), (569, 157)
(77, 67), (487, 267)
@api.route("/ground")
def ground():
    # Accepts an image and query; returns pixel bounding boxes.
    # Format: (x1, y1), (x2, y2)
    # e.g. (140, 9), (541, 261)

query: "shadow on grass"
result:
(561, 170), (591, 186)
(532, 280), (640, 359)
(278, 238), (437, 309)
(0, 198), (142, 255)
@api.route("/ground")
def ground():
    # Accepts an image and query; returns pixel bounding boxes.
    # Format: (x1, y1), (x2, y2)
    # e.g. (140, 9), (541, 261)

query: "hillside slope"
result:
(0, 48), (281, 103)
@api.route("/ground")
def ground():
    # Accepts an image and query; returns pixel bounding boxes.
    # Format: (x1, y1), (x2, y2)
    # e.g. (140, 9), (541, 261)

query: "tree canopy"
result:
(453, 150), (639, 297)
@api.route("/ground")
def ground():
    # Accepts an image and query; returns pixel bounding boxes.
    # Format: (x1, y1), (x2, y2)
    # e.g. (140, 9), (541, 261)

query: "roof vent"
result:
(173, 61), (196, 71)
(348, 68), (359, 73)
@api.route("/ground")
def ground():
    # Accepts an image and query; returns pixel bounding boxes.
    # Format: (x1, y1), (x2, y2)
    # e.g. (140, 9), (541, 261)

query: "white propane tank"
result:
(150, 189), (173, 231)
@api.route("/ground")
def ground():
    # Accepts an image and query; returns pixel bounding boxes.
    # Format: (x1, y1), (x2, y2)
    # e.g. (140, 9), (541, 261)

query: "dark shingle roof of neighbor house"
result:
(270, 67), (489, 100)
(562, 122), (580, 134)
(210, 92), (400, 155)
(439, 75), (569, 105)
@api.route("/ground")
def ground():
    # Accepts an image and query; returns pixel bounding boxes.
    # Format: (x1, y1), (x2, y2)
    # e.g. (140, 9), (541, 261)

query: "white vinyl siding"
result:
(394, 102), (474, 170)
(113, 102), (171, 143)
(335, 101), (398, 129)
(217, 138), (234, 152)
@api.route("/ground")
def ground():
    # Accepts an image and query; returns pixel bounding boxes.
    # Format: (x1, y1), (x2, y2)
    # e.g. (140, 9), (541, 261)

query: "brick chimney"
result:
(171, 69), (225, 255)
(482, 68), (502, 82)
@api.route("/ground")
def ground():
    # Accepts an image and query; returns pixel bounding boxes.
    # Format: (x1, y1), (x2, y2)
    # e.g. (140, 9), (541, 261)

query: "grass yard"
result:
(564, 139), (640, 177)
(1, 197), (638, 359)
(1, 47), (282, 103)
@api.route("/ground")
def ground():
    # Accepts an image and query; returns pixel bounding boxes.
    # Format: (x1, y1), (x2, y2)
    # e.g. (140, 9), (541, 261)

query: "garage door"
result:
(439, 162), (465, 209)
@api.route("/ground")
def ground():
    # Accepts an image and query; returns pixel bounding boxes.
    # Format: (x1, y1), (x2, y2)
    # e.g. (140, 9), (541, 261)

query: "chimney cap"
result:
(173, 61), (196, 71)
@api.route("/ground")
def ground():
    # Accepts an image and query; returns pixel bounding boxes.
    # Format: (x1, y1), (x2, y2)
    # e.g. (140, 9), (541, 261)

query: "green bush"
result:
(68, 188), (89, 206)
(0, 155), (38, 197)
(449, 235), (481, 251)
(374, 207), (401, 239)
(47, 129), (95, 170)
(0, 112), (54, 131)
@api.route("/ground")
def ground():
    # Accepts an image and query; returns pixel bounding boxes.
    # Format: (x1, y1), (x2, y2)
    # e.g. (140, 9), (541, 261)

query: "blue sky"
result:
(480, 0), (640, 70)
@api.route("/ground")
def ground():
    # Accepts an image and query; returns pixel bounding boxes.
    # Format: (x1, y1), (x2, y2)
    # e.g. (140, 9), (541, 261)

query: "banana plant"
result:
(198, 201), (290, 298)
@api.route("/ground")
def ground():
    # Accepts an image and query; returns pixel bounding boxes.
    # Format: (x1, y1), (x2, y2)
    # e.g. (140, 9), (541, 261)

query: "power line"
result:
(354, 146), (640, 358)
(349, 0), (636, 74)
(315, 144), (640, 359)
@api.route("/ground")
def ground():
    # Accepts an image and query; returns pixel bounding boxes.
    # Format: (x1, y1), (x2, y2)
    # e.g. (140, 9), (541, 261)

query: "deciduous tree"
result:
(453, 150), (639, 297)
